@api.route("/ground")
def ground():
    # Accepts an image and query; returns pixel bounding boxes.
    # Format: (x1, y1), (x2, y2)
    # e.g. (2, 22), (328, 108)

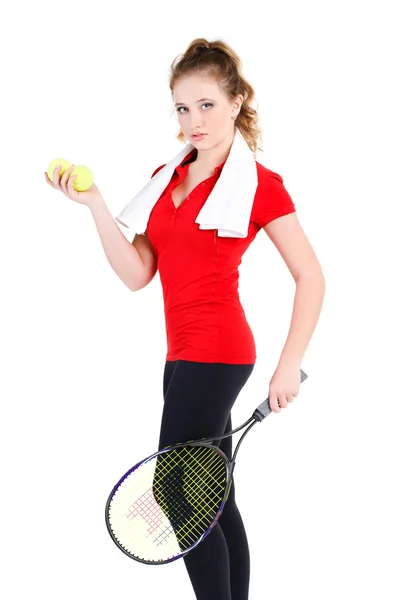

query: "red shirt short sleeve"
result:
(251, 167), (296, 229)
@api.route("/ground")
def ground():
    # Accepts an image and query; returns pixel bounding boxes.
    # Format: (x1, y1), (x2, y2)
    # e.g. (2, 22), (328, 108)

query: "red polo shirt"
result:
(145, 148), (296, 364)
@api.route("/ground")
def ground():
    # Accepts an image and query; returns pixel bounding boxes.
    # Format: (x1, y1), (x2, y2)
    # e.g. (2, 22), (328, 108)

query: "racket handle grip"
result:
(253, 369), (308, 421)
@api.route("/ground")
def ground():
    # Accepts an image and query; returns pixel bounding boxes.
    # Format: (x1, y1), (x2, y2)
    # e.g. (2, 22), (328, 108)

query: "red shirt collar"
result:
(177, 148), (227, 176)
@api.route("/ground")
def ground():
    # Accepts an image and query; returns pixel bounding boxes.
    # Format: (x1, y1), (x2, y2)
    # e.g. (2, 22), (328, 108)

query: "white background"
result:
(1, 1), (399, 598)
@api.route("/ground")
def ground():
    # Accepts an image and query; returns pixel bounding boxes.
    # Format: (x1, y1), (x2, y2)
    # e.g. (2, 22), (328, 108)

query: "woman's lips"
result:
(192, 133), (207, 141)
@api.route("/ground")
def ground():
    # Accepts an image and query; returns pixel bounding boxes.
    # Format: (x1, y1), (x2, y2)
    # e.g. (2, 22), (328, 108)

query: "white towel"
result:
(115, 127), (258, 238)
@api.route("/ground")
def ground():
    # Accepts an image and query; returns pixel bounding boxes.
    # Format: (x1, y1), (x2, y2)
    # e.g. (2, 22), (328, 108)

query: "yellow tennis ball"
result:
(70, 165), (94, 192)
(47, 158), (71, 181)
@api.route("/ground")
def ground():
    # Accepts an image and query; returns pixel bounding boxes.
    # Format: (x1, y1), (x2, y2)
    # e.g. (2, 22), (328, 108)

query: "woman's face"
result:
(173, 73), (242, 148)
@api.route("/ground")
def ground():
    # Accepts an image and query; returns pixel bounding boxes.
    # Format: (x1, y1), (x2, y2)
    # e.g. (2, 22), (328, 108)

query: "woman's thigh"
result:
(158, 360), (254, 451)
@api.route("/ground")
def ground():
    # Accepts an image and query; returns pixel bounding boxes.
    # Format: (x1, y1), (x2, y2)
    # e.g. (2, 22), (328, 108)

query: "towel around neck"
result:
(115, 127), (259, 238)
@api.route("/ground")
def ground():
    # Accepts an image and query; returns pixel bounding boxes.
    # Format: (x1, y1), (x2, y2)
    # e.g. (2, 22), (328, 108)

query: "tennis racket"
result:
(105, 368), (308, 565)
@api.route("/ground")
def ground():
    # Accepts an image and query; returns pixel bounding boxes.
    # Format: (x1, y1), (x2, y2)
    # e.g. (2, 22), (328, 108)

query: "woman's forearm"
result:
(278, 268), (326, 366)
(88, 198), (145, 291)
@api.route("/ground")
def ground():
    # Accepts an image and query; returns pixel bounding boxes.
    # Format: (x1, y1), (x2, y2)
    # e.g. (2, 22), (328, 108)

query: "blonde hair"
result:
(169, 37), (263, 156)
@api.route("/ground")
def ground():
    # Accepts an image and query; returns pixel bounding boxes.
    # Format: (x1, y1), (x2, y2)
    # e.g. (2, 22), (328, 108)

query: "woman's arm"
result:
(89, 198), (157, 291)
(263, 212), (325, 365)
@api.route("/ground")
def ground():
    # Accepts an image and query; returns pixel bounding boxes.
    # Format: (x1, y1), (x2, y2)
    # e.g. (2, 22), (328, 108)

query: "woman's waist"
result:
(164, 294), (245, 316)
(165, 304), (256, 359)
(164, 301), (252, 337)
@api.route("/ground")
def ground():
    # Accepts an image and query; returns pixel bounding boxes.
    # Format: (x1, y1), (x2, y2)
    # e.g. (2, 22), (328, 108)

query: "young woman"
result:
(45, 37), (325, 600)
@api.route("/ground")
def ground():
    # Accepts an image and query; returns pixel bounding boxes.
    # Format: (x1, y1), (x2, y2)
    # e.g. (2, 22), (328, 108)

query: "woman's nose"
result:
(189, 112), (204, 128)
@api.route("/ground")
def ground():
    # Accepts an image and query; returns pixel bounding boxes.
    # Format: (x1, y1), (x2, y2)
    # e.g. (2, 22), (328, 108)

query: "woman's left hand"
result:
(268, 362), (302, 413)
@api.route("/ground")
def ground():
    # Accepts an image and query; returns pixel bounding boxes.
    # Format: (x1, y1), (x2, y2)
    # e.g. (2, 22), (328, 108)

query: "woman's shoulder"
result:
(250, 161), (296, 227)
(255, 160), (284, 186)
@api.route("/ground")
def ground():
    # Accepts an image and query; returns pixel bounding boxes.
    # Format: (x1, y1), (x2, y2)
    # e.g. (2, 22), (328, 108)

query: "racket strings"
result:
(154, 448), (225, 516)
(109, 452), (217, 558)
(153, 448), (225, 538)
(117, 447), (225, 551)
(107, 445), (227, 562)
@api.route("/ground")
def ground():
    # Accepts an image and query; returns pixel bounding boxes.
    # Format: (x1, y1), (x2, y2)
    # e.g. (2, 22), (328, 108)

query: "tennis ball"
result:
(70, 165), (94, 192)
(47, 158), (71, 181)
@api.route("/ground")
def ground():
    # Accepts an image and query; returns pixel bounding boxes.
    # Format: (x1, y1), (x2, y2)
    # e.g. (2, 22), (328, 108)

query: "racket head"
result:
(105, 442), (230, 565)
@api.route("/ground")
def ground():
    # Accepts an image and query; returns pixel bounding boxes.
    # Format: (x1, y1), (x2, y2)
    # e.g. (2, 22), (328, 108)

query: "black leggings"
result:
(158, 359), (255, 600)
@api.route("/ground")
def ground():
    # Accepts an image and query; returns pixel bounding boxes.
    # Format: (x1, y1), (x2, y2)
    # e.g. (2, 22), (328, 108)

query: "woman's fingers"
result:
(44, 164), (63, 188)
(67, 171), (78, 193)
(44, 163), (102, 207)
(269, 394), (281, 413)
(269, 392), (294, 413)
(60, 164), (75, 193)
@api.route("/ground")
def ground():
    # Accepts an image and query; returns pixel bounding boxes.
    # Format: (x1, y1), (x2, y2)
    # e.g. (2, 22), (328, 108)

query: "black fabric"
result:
(158, 359), (255, 600)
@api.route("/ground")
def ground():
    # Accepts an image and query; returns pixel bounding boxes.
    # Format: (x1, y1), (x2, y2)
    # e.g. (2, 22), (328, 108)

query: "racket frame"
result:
(105, 441), (231, 564)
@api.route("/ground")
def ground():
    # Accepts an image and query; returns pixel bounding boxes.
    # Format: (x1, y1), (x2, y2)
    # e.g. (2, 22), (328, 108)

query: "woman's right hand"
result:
(44, 163), (104, 208)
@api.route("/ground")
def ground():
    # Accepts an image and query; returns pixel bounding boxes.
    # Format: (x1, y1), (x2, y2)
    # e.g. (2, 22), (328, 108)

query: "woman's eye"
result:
(177, 103), (213, 114)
